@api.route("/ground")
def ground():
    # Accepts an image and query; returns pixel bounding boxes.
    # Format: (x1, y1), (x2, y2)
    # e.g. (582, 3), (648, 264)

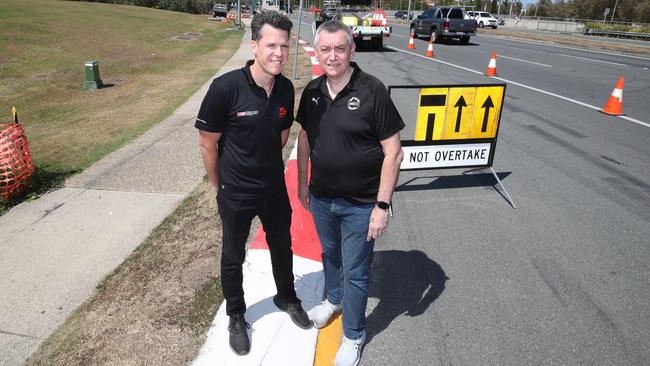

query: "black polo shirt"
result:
(296, 62), (404, 204)
(195, 60), (294, 195)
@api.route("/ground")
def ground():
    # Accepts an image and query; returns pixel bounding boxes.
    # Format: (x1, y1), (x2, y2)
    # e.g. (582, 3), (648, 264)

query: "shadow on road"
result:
(395, 171), (513, 206)
(354, 45), (398, 53)
(396, 171), (511, 191)
(366, 249), (448, 344)
(414, 36), (480, 46)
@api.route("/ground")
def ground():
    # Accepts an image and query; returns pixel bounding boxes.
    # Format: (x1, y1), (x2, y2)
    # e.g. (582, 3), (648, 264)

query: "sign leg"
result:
(489, 167), (516, 209)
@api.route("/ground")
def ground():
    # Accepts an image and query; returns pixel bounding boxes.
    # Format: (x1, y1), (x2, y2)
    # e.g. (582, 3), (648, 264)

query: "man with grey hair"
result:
(196, 11), (311, 356)
(296, 20), (405, 366)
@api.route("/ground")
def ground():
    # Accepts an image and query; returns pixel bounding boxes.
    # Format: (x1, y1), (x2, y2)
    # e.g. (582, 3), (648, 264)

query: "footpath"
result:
(0, 20), (333, 366)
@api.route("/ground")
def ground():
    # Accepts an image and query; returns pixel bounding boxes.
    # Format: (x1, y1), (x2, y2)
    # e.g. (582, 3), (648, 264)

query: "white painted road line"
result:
(387, 45), (650, 129)
(499, 55), (552, 67)
(556, 53), (627, 66)
(192, 251), (323, 366)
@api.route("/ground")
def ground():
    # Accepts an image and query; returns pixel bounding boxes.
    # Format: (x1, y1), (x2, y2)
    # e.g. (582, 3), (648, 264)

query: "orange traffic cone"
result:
(408, 32), (416, 49)
(425, 38), (434, 58)
(485, 51), (497, 76)
(601, 76), (624, 116)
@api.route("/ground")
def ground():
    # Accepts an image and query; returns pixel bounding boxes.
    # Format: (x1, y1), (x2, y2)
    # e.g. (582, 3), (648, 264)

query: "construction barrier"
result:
(0, 107), (34, 200)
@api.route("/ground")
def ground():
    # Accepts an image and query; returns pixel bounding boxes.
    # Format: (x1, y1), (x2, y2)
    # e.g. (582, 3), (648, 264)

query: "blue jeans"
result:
(309, 194), (375, 340)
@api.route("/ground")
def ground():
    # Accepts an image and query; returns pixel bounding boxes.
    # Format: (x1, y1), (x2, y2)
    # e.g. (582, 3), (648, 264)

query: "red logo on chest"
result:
(278, 107), (288, 119)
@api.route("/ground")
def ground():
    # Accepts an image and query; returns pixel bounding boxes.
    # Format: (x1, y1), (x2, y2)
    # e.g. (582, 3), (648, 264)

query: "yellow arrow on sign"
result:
(442, 87), (476, 140)
(471, 86), (503, 138)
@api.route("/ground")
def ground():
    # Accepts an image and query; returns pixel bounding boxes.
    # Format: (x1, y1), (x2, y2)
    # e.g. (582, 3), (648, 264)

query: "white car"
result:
(465, 11), (498, 29)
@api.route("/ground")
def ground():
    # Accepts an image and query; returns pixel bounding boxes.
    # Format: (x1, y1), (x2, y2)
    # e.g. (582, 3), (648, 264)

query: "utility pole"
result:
(237, 0), (242, 30)
(292, 0), (304, 80)
(611, 0), (619, 22)
(407, 0), (412, 22)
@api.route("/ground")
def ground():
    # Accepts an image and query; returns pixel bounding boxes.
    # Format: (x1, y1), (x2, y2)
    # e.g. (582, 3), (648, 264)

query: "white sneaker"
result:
(308, 299), (342, 328)
(334, 332), (366, 366)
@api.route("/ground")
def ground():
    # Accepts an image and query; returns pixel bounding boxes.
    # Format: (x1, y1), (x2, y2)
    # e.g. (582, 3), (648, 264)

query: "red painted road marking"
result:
(251, 160), (322, 263)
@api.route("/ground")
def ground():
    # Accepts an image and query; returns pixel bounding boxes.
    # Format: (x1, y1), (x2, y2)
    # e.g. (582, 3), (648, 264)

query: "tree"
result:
(538, 0), (551, 17)
(490, 0), (497, 14)
(637, 0), (650, 22)
(616, 0), (640, 22)
(572, 0), (610, 20)
(513, 0), (522, 15)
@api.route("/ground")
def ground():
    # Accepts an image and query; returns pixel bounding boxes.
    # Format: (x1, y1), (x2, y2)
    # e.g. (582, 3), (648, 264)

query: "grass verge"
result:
(25, 34), (313, 365)
(477, 27), (650, 56)
(0, 0), (242, 214)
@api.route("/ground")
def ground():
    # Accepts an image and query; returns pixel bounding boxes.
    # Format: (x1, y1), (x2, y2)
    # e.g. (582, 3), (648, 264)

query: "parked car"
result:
(410, 7), (477, 44)
(322, 8), (338, 20)
(465, 11), (498, 29)
(394, 10), (412, 20)
(212, 2), (228, 18)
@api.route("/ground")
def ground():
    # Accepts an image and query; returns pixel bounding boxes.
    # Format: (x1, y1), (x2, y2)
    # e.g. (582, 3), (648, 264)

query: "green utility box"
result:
(84, 60), (103, 90)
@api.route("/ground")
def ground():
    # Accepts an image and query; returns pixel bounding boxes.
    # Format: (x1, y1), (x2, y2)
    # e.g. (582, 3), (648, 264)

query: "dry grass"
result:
(477, 27), (650, 56)
(25, 35), (313, 366)
(0, 0), (242, 212)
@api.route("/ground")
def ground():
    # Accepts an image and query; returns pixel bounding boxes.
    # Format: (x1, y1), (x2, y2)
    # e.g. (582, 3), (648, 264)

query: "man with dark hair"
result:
(196, 11), (310, 356)
(297, 20), (404, 366)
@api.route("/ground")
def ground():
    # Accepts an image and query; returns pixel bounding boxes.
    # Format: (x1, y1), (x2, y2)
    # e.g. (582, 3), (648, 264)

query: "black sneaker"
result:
(228, 314), (250, 355)
(273, 295), (312, 329)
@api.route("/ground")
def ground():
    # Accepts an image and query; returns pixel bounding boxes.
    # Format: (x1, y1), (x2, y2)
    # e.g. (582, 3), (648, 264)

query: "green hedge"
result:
(585, 22), (650, 34)
(75, 0), (214, 14)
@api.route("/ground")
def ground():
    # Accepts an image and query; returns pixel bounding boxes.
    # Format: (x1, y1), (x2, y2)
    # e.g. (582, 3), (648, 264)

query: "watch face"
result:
(376, 201), (390, 210)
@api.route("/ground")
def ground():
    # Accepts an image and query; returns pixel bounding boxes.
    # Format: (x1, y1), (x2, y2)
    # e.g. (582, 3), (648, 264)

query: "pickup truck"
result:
(410, 7), (477, 44)
(212, 2), (228, 18)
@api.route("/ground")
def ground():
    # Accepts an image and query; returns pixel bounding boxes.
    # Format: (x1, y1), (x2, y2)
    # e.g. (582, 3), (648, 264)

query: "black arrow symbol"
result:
(454, 96), (467, 132)
(481, 96), (494, 132)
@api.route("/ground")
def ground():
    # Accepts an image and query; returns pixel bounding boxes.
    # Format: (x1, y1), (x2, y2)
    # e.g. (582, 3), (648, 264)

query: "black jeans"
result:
(217, 185), (298, 316)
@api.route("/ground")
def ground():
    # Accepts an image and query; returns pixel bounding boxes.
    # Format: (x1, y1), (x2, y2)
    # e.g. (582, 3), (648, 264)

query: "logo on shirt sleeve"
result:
(347, 97), (360, 110)
(279, 107), (288, 119)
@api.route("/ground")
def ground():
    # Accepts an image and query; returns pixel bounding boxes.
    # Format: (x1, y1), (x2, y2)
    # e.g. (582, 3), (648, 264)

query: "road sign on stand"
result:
(389, 83), (515, 208)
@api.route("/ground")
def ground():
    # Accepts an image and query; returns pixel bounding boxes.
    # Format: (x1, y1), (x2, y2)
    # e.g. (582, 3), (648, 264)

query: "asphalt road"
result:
(291, 15), (649, 366)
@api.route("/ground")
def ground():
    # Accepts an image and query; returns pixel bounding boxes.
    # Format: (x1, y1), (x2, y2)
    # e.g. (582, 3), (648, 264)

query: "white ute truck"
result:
(465, 11), (498, 29)
(323, 0), (390, 49)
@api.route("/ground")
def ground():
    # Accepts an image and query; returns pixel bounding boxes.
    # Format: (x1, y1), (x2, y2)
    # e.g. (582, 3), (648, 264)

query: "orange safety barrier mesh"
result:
(0, 122), (34, 200)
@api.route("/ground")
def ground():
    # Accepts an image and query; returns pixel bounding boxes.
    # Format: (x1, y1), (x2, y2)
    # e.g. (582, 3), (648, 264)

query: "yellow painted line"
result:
(313, 313), (343, 366)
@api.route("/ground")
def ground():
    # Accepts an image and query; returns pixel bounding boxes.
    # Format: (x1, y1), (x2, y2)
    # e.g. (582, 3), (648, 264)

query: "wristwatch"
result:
(375, 201), (390, 210)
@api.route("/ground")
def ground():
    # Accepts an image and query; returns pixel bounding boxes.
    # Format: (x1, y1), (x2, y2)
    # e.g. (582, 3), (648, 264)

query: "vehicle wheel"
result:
(492, 26), (497, 29)
(372, 37), (383, 49)
(479, 21), (484, 28)
(459, 36), (470, 44)
(430, 29), (439, 43)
